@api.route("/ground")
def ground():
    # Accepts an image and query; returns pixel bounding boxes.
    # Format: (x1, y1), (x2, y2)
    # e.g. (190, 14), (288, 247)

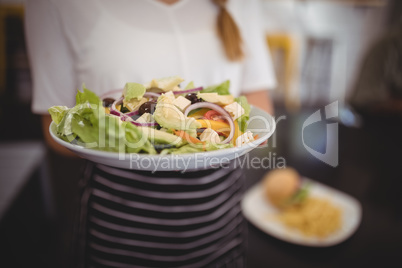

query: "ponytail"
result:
(212, 0), (244, 61)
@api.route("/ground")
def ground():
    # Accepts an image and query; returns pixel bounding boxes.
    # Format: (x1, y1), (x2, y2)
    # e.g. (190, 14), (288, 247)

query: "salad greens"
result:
(288, 182), (311, 205)
(200, 80), (230, 95)
(49, 77), (258, 155)
(48, 106), (69, 125)
(184, 81), (195, 90)
(123, 82), (146, 101)
(235, 96), (251, 133)
(50, 86), (156, 154)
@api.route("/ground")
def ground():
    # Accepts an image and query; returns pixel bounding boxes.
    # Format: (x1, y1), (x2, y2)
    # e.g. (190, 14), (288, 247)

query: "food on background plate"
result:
(263, 168), (309, 208)
(277, 197), (342, 238)
(48, 76), (259, 155)
(263, 168), (342, 238)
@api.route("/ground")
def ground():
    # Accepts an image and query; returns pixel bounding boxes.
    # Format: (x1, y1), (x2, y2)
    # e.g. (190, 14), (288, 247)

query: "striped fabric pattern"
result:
(74, 160), (247, 268)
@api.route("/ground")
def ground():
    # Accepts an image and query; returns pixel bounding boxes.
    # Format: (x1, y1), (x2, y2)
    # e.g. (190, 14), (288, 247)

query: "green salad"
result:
(49, 76), (256, 155)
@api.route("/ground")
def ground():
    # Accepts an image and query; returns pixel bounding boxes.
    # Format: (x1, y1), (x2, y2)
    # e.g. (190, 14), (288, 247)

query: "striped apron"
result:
(74, 158), (246, 267)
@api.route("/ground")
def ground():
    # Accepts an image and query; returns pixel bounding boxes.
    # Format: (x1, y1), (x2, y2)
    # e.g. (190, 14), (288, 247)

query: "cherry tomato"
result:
(204, 110), (225, 122)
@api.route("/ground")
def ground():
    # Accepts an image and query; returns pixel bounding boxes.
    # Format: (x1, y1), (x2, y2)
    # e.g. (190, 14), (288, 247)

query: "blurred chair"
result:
(266, 33), (301, 112)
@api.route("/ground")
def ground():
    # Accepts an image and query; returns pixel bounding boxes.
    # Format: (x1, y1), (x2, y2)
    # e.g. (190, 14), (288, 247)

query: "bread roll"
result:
(263, 168), (300, 208)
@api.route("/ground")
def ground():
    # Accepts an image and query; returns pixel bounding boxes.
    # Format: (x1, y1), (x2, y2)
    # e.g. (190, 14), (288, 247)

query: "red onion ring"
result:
(172, 86), (203, 95)
(184, 102), (234, 144)
(100, 88), (123, 99)
(125, 109), (139, 117)
(110, 97), (123, 116)
(144, 92), (161, 99)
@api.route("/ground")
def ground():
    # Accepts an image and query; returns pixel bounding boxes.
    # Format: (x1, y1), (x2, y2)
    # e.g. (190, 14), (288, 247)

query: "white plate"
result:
(241, 178), (362, 247)
(49, 106), (276, 171)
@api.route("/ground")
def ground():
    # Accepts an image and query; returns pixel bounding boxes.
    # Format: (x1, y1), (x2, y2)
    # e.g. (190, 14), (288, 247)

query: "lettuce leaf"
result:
(235, 96), (251, 132)
(184, 81), (195, 90)
(201, 80), (230, 95)
(123, 82), (146, 101)
(289, 182), (311, 205)
(75, 84), (100, 106)
(49, 85), (156, 154)
(48, 106), (69, 125)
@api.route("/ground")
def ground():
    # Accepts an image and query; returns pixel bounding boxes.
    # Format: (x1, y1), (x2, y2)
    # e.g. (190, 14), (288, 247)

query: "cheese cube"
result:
(224, 102), (245, 120)
(144, 76), (184, 92)
(173, 95), (191, 111)
(163, 91), (175, 101)
(235, 131), (255, 147)
(200, 128), (220, 144)
(136, 113), (154, 123)
(124, 97), (147, 112)
(172, 85), (182, 92)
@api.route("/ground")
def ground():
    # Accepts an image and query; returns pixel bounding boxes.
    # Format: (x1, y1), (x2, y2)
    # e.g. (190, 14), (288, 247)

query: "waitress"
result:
(26, 0), (276, 266)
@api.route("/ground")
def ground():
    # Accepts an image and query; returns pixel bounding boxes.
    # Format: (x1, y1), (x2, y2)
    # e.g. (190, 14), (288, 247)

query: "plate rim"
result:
(48, 106), (276, 169)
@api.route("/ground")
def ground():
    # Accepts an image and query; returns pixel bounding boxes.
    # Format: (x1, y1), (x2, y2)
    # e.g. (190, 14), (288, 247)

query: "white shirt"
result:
(26, 0), (276, 114)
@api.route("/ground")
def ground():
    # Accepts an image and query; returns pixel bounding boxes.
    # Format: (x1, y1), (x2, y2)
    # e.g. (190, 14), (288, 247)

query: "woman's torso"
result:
(54, 0), (245, 97)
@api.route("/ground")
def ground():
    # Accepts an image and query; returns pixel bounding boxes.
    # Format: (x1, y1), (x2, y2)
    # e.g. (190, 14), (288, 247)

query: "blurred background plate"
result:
(49, 106), (276, 171)
(241, 178), (362, 247)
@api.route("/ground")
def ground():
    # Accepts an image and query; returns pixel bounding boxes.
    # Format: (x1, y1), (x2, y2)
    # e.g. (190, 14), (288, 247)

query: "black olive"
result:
(102, 98), (115, 107)
(138, 101), (157, 115)
(185, 93), (203, 104)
